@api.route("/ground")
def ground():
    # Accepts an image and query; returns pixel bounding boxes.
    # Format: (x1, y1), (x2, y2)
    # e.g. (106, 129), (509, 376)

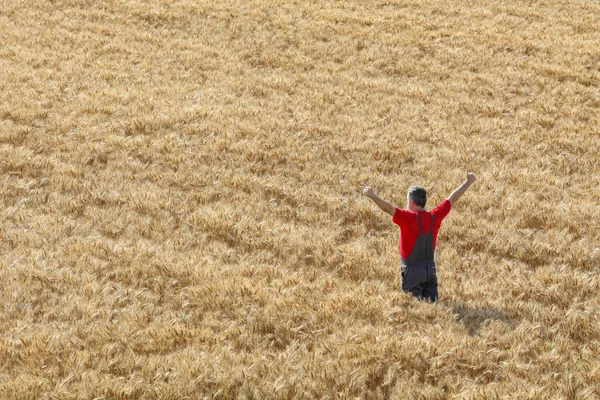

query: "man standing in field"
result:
(363, 171), (476, 301)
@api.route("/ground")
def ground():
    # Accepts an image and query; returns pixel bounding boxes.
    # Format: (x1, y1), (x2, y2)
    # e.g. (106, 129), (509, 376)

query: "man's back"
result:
(392, 200), (452, 259)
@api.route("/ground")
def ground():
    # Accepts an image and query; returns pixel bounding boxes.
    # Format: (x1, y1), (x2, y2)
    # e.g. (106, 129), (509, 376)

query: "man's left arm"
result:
(363, 186), (396, 216)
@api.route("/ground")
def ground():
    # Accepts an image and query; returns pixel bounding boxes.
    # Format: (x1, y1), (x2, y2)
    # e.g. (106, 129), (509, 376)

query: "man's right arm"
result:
(363, 186), (396, 216)
(447, 171), (476, 204)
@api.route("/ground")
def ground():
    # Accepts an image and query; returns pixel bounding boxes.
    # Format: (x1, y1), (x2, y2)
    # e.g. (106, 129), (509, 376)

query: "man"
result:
(363, 171), (476, 301)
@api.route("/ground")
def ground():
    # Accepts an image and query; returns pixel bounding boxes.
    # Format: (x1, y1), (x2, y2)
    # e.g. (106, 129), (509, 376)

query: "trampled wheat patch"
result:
(1, 0), (599, 398)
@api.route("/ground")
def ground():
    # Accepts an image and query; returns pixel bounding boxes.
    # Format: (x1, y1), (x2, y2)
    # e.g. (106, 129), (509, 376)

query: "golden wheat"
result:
(1, 0), (599, 398)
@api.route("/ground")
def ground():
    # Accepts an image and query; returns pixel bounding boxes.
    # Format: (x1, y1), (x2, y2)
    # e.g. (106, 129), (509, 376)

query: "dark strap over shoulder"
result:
(416, 213), (435, 234)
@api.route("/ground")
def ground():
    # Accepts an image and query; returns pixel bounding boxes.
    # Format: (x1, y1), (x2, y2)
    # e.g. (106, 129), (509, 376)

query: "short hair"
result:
(407, 186), (427, 208)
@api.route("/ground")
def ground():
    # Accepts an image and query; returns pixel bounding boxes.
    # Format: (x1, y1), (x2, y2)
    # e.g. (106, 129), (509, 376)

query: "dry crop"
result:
(1, 0), (599, 398)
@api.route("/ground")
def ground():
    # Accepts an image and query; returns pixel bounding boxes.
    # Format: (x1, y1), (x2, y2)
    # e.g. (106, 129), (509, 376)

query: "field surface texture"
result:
(1, 0), (599, 398)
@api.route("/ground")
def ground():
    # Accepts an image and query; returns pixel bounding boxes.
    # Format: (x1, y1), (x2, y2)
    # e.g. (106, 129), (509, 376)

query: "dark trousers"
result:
(401, 260), (438, 302)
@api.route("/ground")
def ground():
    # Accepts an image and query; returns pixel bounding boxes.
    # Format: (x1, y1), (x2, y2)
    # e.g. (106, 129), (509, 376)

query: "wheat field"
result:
(1, 0), (599, 398)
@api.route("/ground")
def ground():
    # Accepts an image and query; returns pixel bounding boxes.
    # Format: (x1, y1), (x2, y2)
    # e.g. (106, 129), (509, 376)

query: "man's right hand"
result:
(466, 171), (476, 183)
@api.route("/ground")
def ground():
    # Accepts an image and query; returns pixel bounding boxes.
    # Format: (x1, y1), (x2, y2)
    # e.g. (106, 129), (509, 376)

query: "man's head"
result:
(407, 186), (427, 210)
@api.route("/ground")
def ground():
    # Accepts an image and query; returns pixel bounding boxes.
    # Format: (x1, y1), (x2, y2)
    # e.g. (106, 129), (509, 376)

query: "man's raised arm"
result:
(447, 171), (477, 204)
(363, 186), (396, 216)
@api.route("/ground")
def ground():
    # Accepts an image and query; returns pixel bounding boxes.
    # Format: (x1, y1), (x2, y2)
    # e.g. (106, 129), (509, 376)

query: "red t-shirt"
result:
(391, 199), (452, 259)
